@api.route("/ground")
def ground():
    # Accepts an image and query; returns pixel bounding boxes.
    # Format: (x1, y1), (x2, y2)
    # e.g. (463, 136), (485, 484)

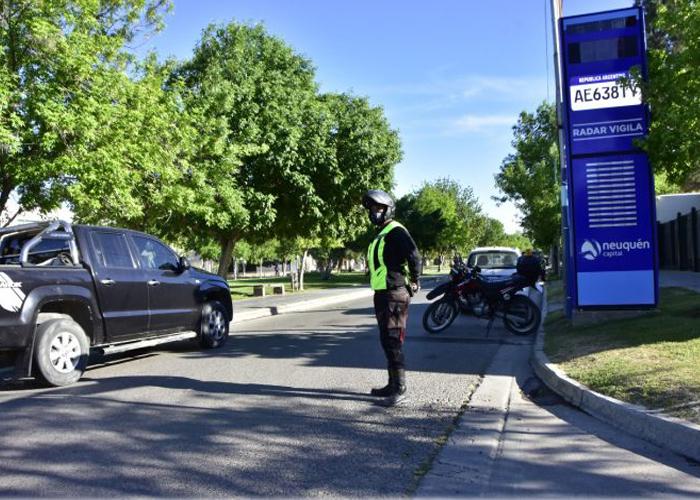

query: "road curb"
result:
(531, 297), (700, 463)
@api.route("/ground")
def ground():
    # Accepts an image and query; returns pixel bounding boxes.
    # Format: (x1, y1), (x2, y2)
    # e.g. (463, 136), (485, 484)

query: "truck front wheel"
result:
(199, 300), (229, 349)
(34, 319), (89, 387)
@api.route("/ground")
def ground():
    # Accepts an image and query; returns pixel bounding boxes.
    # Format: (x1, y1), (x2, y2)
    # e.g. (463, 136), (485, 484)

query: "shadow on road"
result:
(0, 371), (458, 497)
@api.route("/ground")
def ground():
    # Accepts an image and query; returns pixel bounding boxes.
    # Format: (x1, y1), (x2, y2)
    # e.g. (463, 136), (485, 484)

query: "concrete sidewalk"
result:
(416, 272), (700, 496)
(417, 338), (700, 498)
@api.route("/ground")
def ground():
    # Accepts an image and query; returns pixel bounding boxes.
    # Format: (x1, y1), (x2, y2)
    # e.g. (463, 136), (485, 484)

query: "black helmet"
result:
(362, 189), (395, 225)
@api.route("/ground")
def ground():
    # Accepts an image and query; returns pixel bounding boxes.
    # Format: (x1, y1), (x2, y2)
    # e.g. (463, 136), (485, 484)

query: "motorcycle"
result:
(422, 264), (541, 336)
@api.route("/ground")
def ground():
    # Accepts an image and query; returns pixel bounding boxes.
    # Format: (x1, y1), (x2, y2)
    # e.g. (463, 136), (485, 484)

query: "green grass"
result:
(544, 287), (700, 424)
(228, 271), (369, 300)
(229, 269), (446, 300)
(545, 276), (564, 304)
(421, 266), (449, 275)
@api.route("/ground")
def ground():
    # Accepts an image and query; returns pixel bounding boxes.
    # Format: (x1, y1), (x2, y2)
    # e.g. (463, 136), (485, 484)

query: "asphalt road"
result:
(0, 289), (520, 497)
(2, 287), (700, 497)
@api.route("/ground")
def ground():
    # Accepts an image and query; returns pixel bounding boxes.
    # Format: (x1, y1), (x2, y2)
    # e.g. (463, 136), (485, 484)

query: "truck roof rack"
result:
(0, 219), (72, 236)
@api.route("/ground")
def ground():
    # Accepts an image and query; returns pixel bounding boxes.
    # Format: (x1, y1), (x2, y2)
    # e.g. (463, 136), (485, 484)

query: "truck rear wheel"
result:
(199, 300), (229, 348)
(34, 319), (89, 386)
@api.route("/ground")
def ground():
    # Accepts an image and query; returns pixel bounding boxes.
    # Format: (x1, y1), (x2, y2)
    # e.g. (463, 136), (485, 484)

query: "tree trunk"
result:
(259, 258), (263, 278)
(550, 244), (560, 276)
(233, 257), (238, 280)
(290, 257), (299, 290)
(298, 249), (309, 290)
(321, 261), (333, 280)
(217, 238), (235, 278)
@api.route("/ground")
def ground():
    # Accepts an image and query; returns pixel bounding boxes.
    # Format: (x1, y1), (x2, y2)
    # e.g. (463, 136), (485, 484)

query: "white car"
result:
(466, 246), (544, 302)
(466, 247), (521, 279)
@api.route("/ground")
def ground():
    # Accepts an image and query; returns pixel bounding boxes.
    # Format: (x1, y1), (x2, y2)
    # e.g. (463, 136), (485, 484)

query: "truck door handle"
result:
(147, 279), (161, 287)
(100, 279), (115, 286)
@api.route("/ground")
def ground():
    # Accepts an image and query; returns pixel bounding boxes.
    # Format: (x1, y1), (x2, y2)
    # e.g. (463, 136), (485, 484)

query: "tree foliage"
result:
(494, 102), (560, 251)
(0, 0), (172, 225)
(69, 55), (196, 233)
(173, 22), (400, 276)
(636, 0), (700, 191)
(173, 22), (318, 276)
(2, 7), (401, 275)
(397, 179), (528, 268)
(477, 218), (531, 249)
(315, 92), (400, 243)
(395, 193), (446, 253)
(398, 178), (486, 263)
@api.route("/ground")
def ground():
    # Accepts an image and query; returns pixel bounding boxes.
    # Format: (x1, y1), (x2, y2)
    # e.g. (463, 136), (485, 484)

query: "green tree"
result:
(494, 102), (560, 265)
(291, 92), (400, 284)
(262, 91), (400, 288)
(635, 0), (700, 191)
(176, 23), (402, 280)
(0, 0), (171, 224)
(178, 23), (401, 278)
(476, 218), (532, 249)
(400, 178), (485, 270)
(313, 93), (400, 242)
(396, 193), (446, 270)
(343, 225), (375, 272)
(245, 238), (279, 278)
(175, 21), (318, 277)
(69, 55), (196, 233)
(477, 218), (506, 247)
(309, 236), (345, 280)
(654, 171), (683, 196)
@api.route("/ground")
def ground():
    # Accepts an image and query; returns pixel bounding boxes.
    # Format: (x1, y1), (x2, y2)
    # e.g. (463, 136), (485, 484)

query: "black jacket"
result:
(516, 255), (543, 284)
(376, 223), (422, 289)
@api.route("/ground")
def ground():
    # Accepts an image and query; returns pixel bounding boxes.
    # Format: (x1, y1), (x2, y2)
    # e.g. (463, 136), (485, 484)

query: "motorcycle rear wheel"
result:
(423, 299), (458, 333)
(503, 295), (541, 336)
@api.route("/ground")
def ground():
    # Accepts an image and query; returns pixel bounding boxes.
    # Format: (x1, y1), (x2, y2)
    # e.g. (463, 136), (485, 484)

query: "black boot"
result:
(384, 369), (409, 406)
(370, 369), (395, 397)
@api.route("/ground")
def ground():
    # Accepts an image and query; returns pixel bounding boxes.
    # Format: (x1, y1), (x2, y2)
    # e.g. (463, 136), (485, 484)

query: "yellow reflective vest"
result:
(367, 220), (408, 291)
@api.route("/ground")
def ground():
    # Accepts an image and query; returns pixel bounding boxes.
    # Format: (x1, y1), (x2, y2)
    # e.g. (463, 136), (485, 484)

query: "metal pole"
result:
(550, 0), (573, 317)
(551, 0), (564, 169)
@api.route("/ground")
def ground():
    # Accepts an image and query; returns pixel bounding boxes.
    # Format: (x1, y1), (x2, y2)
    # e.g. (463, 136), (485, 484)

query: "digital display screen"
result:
(566, 16), (637, 35)
(568, 36), (638, 64)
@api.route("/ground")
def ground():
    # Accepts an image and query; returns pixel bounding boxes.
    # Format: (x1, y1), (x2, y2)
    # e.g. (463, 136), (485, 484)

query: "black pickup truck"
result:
(0, 220), (232, 386)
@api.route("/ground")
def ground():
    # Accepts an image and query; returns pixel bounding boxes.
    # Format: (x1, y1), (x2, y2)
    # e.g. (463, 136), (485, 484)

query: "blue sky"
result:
(139, 0), (634, 233)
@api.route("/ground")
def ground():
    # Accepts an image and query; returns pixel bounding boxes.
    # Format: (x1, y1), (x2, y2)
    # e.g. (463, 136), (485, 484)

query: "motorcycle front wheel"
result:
(422, 299), (458, 333)
(502, 295), (541, 336)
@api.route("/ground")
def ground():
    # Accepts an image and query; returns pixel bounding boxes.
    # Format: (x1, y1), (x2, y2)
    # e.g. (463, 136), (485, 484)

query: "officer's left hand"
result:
(411, 282), (419, 293)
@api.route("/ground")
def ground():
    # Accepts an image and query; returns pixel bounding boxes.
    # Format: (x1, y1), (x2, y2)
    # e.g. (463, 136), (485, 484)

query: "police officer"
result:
(362, 189), (421, 406)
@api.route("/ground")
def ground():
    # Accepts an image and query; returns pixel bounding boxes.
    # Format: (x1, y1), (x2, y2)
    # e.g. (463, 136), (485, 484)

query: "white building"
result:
(656, 193), (700, 223)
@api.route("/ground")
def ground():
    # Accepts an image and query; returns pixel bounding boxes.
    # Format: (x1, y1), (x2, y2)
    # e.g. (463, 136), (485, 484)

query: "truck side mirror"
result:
(179, 256), (191, 272)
